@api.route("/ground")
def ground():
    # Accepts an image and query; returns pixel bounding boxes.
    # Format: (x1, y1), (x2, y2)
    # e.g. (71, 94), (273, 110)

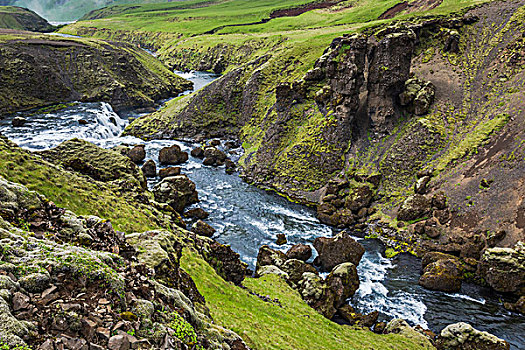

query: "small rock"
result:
(78, 119), (89, 125)
(191, 147), (204, 158)
(184, 208), (209, 220)
(19, 273), (50, 293)
(415, 176), (431, 194)
(141, 159), (156, 177)
(256, 265), (289, 279)
(275, 233), (287, 246)
(374, 322), (386, 334)
(191, 220), (216, 237)
(127, 145), (146, 163)
(504, 296), (525, 315)
(12, 117), (26, 127)
(108, 334), (131, 350)
(12, 292), (30, 311)
(432, 192), (448, 210)
(39, 339), (55, 350)
(210, 139), (221, 146)
(203, 147), (227, 166)
(225, 159), (236, 174)
(159, 166), (181, 178)
(286, 244), (312, 262)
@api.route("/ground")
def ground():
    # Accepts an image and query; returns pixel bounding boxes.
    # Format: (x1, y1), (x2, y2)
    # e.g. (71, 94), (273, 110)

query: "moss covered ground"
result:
(181, 248), (432, 350)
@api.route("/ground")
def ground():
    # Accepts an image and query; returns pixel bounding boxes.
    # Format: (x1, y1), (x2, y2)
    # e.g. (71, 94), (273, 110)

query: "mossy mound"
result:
(0, 6), (54, 32)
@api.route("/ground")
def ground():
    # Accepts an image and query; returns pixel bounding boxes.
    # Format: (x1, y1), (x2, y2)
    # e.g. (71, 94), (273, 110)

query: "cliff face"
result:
(0, 6), (54, 32)
(125, 0), (525, 274)
(0, 33), (192, 114)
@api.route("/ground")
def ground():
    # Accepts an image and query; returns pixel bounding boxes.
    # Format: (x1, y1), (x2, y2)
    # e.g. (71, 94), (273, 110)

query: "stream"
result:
(0, 71), (523, 349)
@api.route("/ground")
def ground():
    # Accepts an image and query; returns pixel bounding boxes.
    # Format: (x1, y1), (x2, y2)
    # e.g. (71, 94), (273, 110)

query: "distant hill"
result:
(0, 0), (173, 21)
(0, 6), (54, 32)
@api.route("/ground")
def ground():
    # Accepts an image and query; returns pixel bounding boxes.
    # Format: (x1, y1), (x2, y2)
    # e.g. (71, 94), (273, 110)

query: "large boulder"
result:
(419, 258), (463, 293)
(280, 259), (318, 285)
(384, 319), (434, 349)
(203, 147), (227, 166)
(326, 262), (360, 307)
(141, 159), (157, 177)
(399, 77), (435, 116)
(152, 175), (199, 213)
(159, 145), (189, 165)
(297, 272), (337, 319)
(256, 265), (289, 280)
(206, 242), (248, 285)
(286, 244), (312, 262)
(436, 322), (509, 350)
(397, 194), (432, 222)
(313, 231), (365, 271)
(127, 145), (146, 163)
(256, 245), (288, 270)
(191, 220), (216, 238)
(478, 242), (525, 294)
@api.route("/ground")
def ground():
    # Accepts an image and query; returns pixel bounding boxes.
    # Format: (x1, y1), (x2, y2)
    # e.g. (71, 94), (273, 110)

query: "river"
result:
(0, 71), (523, 349)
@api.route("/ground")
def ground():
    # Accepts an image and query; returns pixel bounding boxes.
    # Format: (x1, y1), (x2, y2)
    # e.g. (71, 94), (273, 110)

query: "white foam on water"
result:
(355, 249), (428, 328)
(444, 293), (486, 305)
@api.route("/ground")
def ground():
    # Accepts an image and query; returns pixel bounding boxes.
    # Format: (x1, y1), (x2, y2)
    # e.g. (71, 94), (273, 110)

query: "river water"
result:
(0, 71), (523, 349)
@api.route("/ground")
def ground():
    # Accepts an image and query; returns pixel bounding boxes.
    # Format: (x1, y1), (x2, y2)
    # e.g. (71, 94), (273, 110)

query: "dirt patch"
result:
(378, 0), (443, 20)
(517, 206), (525, 229)
(270, 1), (342, 18)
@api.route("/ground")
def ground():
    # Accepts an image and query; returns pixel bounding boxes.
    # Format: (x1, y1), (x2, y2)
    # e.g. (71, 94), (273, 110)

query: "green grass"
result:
(181, 248), (433, 350)
(0, 137), (165, 233)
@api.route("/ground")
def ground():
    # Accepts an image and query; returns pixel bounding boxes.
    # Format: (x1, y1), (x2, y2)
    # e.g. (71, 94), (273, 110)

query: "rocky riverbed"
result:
(0, 71), (523, 349)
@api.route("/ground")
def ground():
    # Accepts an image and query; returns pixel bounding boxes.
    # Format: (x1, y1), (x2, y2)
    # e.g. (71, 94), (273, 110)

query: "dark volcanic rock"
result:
(276, 233), (287, 246)
(313, 231), (365, 271)
(159, 145), (189, 165)
(203, 147), (227, 166)
(159, 166), (181, 178)
(256, 245), (288, 270)
(326, 262), (360, 308)
(191, 147), (205, 158)
(127, 145), (146, 163)
(419, 259), (463, 292)
(152, 175), (199, 213)
(191, 220), (216, 237)
(184, 208), (209, 220)
(286, 244), (312, 262)
(141, 159), (156, 177)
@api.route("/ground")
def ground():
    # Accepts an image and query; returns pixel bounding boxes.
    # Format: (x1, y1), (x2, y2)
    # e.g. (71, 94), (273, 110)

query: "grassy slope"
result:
(0, 137), (165, 233)
(0, 5), (53, 31)
(181, 249), (432, 350)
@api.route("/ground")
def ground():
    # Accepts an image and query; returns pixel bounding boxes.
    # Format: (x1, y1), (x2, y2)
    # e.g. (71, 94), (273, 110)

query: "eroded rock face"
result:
(153, 175), (199, 213)
(0, 34), (191, 114)
(313, 231), (365, 271)
(436, 322), (510, 350)
(367, 30), (416, 129)
(478, 243), (525, 294)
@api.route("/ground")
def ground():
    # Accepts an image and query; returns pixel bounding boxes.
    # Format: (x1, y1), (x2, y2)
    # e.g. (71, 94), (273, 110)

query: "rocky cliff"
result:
(0, 32), (191, 115)
(124, 0), (525, 298)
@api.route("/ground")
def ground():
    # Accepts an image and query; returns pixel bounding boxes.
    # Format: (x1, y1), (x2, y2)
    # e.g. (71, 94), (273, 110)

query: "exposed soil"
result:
(378, 0), (443, 20)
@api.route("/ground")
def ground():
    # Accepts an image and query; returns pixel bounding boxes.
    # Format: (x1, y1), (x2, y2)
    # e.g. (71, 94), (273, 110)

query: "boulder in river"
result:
(159, 145), (189, 165)
(191, 147), (205, 158)
(256, 245), (288, 270)
(478, 242), (525, 294)
(141, 159), (157, 177)
(313, 231), (365, 272)
(152, 175), (198, 213)
(326, 262), (360, 308)
(276, 233), (287, 246)
(191, 220), (216, 237)
(184, 208), (209, 220)
(419, 258), (463, 293)
(159, 166), (181, 178)
(203, 146), (227, 166)
(128, 145), (146, 163)
(286, 244), (312, 262)
(436, 322), (510, 350)
(12, 116), (26, 127)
